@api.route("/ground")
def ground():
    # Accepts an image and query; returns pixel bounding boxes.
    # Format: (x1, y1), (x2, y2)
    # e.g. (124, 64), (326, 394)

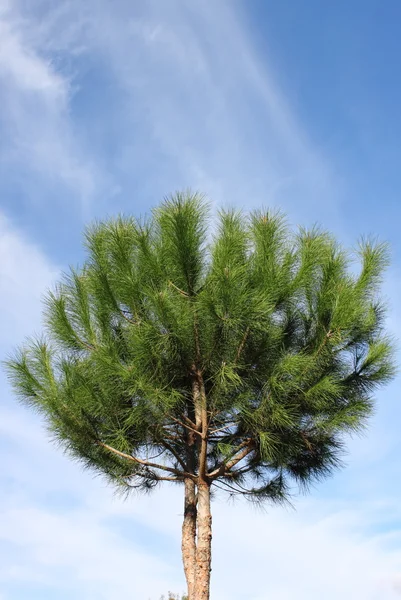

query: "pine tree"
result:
(6, 192), (395, 599)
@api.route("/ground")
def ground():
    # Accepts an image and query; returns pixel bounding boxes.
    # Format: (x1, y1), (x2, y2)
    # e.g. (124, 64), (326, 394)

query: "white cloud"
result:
(0, 0), (344, 222)
(211, 497), (401, 600)
(0, 503), (180, 599)
(89, 0), (321, 205)
(98, 0), (343, 226)
(1, 0), (339, 221)
(0, 404), (400, 599)
(0, 1), (103, 209)
(0, 18), (67, 99)
(0, 212), (58, 345)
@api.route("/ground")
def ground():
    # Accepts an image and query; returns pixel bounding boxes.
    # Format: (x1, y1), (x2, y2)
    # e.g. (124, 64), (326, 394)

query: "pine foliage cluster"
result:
(6, 192), (395, 501)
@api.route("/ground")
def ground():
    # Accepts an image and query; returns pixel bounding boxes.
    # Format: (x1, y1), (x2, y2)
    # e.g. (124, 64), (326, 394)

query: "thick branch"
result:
(99, 442), (193, 479)
(208, 440), (254, 479)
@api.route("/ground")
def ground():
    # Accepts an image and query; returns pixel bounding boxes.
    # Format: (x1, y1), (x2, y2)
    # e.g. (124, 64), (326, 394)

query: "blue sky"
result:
(1, 0), (401, 598)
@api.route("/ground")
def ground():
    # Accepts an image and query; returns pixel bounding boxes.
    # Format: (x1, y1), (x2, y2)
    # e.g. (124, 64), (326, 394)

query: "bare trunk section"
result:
(192, 371), (208, 481)
(191, 371), (203, 435)
(194, 482), (212, 600)
(190, 367), (212, 599)
(182, 478), (197, 600)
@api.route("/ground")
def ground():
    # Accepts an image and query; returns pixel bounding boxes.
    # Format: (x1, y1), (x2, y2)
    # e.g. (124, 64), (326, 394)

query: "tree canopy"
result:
(6, 192), (396, 599)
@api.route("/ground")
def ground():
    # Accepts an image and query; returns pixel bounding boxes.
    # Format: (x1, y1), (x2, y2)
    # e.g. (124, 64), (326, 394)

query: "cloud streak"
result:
(0, 1), (106, 212)
(84, 0), (337, 217)
(0, 0), (339, 220)
(0, 211), (58, 346)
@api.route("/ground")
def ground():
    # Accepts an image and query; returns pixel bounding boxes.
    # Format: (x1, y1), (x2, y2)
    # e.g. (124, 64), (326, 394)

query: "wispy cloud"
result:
(82, 0), (338, 218)
(0, 1), (105, 212)
(0, 502), (179, 598)
(0, 211), (58, 346)
(0, 0), (339, 221)
(0, 406), (401, 599)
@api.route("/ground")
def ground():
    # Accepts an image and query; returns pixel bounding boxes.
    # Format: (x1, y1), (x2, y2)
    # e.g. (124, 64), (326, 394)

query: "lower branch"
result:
(98, 441), (192, 479)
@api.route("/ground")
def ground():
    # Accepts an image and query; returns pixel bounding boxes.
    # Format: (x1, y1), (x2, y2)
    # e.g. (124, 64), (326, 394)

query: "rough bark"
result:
(192, 370), (203, 434)
(182, 370), (202, 599)
(189, 367), (212, 600)
(182, 478), (197, 599)
(181, 481), (198, 600)
(192, 370), (208, 481)
(194, 482), (212, 600)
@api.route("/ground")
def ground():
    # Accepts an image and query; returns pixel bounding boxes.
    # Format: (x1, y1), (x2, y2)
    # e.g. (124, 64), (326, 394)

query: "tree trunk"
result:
(194, 482), (212, 600)
(182, 478), (197, 600)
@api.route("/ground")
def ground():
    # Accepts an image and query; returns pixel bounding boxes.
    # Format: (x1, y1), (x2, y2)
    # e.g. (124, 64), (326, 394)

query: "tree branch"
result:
(209, 422), (239, 436)
(119, 308), (138, 325)
(208, 439), (254, 479)
(223, 464), (256, 478)
(170, 416), (202, 437)
(76, 336), (95, 352)
(235, 326), (250, 363)
(129, 470), (180, 483)
(161, 439), (189, 472)
(98, 441), (193, 479)
(169, 280), (190, 297)
(211, 478), (254, 496)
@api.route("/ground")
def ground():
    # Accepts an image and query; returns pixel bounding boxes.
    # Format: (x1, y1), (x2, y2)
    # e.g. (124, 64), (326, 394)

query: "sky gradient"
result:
(1, 1), (401, 598)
